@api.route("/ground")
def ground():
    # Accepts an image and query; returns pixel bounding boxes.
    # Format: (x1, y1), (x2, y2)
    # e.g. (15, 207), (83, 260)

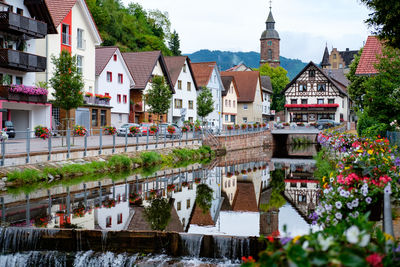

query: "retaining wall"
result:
(212, 131), (272, 151)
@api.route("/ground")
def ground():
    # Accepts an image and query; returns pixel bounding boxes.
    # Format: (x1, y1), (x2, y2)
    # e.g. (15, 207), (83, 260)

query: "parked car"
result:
(158, 123), (182, 139)
(117, 123), (141, 137)
(316, 119), (340, 130)
(2, 121), (15, 138)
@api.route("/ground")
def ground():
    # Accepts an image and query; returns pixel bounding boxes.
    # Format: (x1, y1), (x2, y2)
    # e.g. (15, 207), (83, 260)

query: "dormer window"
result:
(309, 70), (315, 78)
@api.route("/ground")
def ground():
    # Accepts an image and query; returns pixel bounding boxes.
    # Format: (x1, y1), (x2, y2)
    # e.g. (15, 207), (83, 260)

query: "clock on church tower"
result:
(260, 2), (280, 68)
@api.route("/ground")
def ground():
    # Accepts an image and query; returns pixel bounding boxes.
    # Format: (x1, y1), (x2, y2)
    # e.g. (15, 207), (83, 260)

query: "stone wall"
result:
(209, 131), (272, 152)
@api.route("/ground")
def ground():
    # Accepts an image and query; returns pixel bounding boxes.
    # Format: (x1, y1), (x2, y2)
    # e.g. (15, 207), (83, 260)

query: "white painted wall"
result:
(222, 81), (238, 125)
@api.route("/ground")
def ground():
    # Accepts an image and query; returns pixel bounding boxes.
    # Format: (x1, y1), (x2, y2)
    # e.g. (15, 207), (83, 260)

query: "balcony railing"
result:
(0, 11), (47, 38)
(0, 85), (47, 103)
(84, 96), (110, 106)
(0, 48), (46, 72)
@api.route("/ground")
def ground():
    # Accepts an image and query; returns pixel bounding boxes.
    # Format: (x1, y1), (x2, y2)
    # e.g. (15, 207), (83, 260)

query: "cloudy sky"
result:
(122, 0), (372, 63)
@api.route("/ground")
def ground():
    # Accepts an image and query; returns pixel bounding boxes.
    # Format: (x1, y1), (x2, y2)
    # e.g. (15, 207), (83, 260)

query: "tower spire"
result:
(269, 0), (272, 11)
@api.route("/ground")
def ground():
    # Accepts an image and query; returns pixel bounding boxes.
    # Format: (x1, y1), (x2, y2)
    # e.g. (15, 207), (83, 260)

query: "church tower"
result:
(260, 2), (280, 67)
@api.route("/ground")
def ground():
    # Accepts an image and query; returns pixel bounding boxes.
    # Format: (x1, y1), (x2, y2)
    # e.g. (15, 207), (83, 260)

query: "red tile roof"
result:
(95, 46), (118, 76)
(189, 204), (215, 226)
(191, 62), (216, 87)
(45, 0), (77, 28)
(122, 51), (159, 89)
(220, 71), (260, 103)
(232, 182), (258, 212)
(356, 36), (384, 75)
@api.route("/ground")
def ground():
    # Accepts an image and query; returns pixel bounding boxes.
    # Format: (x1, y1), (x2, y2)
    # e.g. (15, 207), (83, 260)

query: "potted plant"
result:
(104, 126), (116, 135)
(129, 192), (142, 206)
(181, 125), (189, 133)
(34, 125), (50, 140)
(182, 181), (189, 187)
(227, 125), (233, 131)
(194, 178), (201, 184)
(102, 94), (111, 102)
(226, 172), (233, 178)
(235, 124), (240, 130)
(241, 124), (247, 130)
(150, 125), (158, 134)
(167, 184), (176, 192)
(72, 125), (87, 136)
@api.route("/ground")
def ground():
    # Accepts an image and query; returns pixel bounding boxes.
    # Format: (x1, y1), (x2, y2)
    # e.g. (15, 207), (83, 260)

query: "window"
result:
(225, 115), (229, 121)
(299, 84), (307, 92)
(100, 110), (106, 126)
(77, 28), (84, 49)
(333, 54), (337, 59)
(301, 99), (308, 104)
(183, 64), (187, 73)
(187, 199), (190, 209)
(15, 76), (23, 85)
(117, 213), (123, 224)
(62, 24), (70, 45)
(243, 104), (248, 110)
(268, 49), (273, 60)
(178, 80), (182, 89)
(117, 94), (121, 103)
(187, 82), (191, 91)
(339, 63), (343, 69)
(291, 99), (297, 104)
(113, 54), (117, 61)
(174, 99), (182, 108)
(106, 216), (112, 228)
(177, 201), (181, 211)
(230, 115), (236, 123)
(317, 84), (326, 91)
(243, 117), (248, 123)
(233, 101), (235, 108)
(188, 117), (193, 122)
(76, 55), (83, 74)
(225, 99), (228, 106)
(328, 99), (335, 104)
(309, 70), (315, 78)
(123, 95), (127, 104)
(118, 74), (123, 84)
(16, 8), (23, 15)
(229, 100), (231, 107)
(317, 99), (324, 104)
(188, 100), (193, 109)
(107, 72), (112, 82)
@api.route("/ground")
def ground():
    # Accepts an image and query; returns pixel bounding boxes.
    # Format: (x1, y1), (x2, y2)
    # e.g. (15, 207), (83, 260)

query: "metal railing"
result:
(387, 131), (400, 146)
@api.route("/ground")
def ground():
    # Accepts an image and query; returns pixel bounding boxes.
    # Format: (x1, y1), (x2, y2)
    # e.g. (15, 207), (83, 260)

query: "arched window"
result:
(268, 49), (273, 60)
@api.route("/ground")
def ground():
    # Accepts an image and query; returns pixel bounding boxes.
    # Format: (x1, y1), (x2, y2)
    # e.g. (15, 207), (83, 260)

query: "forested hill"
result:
(186, 50), (307, 80)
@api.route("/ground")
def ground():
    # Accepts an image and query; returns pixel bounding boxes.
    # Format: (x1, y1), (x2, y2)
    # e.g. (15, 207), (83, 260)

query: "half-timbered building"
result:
(283, 62), (350, 123)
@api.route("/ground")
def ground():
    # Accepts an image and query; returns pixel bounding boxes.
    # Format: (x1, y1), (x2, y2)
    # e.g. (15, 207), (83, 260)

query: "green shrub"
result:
(314, 148), (336, 181)
(8, 169), (44, 183)
(108, 155), (132, 169)
(61, 164), (94, 176)
(140, 151), (162, 166)
(363, 123), (389, 138)
(357, 111), (375, 136)
(196, 184), (213, 214)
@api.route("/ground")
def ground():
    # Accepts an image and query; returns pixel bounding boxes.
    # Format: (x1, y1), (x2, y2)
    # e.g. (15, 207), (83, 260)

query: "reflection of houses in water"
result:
(259, 188), (279, 236)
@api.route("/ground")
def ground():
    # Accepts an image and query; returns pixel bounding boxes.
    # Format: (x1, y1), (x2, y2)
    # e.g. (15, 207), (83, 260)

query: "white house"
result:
(260, 76), (274, 122)
(283, 62), (350, 123)
(165, 56), (198, 125)
(0, 0), (56, 135)
(191, 62), (223, 130)
(95, 47), (134, 128)
(220, 76), (239, 126)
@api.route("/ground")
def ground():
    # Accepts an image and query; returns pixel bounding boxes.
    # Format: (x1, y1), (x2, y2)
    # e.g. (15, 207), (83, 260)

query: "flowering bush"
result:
(235, 124), (240, 130)
(103, 199), (115, 209)
(129, 192), (142, 206)
(72, 125), (87, 136)
(253, 123), (258, 129)
(0, 131), (8, 141)
(181, 125), (189, 132)
(241, 124), (247, 130)
(182, 181), (189, 187)
(9, 84), (48, 96)
(194, 125), (201, 132)
(130, 126), (140, 135)
(85, 92), (93, 97)
(390, 120), (400, 131)
(167, 125), (176, 134)
(33, 216), (49, 228)
(103, 126), (116, 135)
(194, 178), (201, 184)
(34, 125), (50, 140)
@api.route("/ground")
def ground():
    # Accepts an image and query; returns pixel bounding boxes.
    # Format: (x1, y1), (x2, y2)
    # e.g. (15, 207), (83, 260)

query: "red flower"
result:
(366, 253), (383, 267)
(242, 256), (255, 263)
(266, 235), (274, 242)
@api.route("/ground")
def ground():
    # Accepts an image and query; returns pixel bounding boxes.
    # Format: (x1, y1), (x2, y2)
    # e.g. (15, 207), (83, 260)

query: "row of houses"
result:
(0, 0), (274, 136)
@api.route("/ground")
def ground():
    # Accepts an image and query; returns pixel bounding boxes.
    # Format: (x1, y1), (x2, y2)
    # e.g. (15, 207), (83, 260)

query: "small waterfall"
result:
(0, 251), (67, 267)
(74, 251), (137, 267)
(213, 236), (251, 259)
(179, 233), (203, 257)
(0, 227), (59, 253)
(101, 230), (108, 251)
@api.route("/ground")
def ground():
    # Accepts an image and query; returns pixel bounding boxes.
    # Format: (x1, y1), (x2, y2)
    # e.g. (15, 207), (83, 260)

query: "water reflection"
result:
(0, 146), (321, 237)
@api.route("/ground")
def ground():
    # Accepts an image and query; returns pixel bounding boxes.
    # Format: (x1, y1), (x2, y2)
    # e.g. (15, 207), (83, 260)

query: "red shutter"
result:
(113, 54), (117, 61)
(123, 95), (127, 103)
(121, 74), (123, 83)
(117, 94), (121, 103)
(105, 93), (109, 96)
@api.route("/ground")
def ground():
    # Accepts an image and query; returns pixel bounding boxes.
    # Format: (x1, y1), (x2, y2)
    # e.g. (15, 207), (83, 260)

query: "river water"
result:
(0, 145), (320, 266)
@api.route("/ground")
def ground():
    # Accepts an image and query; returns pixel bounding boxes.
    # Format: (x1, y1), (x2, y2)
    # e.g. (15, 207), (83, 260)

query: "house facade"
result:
(165, 56), (198, 125)
(0, 0), (56, 135)
(260, 76), (274, 122)
(321, 46), (359, 71)
(221, 76), (239, 126)
(191, 62), (223, 129)
(122, 51), (174, 124)
(283, 62), (350, 123)
(95, 47), (134, 128)
(221, 71), (263, 125)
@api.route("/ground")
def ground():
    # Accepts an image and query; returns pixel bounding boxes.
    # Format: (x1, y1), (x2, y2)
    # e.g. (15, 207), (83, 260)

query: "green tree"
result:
(360, 0), (400, 48)
(168, 30), (181, 56)
(144, 76), (172, 123)
(197, 87), (214, 124)
(195, 184), (213, 214)
(50, 50), (84, 125)
(346, 49), (369, 110)
(257, 63), (290, 112)
(144, 198), (171, 231)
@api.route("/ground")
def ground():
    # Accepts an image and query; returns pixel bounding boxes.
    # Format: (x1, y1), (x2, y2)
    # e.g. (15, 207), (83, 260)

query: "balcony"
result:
(0, 11), (47, 38)
(0, 49), (46, 72)
(0, 85), (47, 103)
(84, 96), (110, 107)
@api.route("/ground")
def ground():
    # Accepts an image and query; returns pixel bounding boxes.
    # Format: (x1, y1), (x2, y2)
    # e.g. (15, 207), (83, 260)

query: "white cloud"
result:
(121, 0), (372, 62)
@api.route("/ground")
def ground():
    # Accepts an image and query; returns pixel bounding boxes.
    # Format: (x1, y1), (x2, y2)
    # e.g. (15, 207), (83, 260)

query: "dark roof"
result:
(45, 0), (77, 28)
(339, 49), (359, 67)
(220, 71), (261, 103)
(261, 10), (279, 40)
(356, 36), (383, 76)
(232, 182), (258, 212)
(24, 0), (57, 34)
(189, 203), (215, 226)
(266, 10), (275, 23)
(260, 76), (273, 94)
(95, 46), (118, 76)
(191, 62), (216, 87)
(283, 61), (348, 96)
(321, 46), (330, 67)
(221, 76), (233, 96)
(122, 51), (174, 92)
(323, 69), (350, 87)
(165, 56), (199, 90)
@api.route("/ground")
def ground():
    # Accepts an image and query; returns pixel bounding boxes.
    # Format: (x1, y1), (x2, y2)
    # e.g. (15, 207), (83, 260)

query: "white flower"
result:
(332, 218), (338, 225)
(345, 225), (360, 244)
(352, 199), (359, 208)
(365, 197), (372, 204)
(324, 204), (332, 212)
(354, 211), (359, 218)
(347, 202), (353, 210)
(318, 234), (334, 251)
(330, 177), (334, 183)
(335, 201), (342, 209)
(359, 234), (370, 247)
(323, 189), (330, 194)
(302, 241), (309, 250)
(335, 212), (342, 220)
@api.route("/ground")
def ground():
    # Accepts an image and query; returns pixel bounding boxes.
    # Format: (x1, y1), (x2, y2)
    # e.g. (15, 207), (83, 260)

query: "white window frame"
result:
(76, 55), (83, 74)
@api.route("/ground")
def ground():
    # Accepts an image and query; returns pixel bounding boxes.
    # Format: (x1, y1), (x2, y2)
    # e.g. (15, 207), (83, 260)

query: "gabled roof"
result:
(191, 62), (217, 87)
(225, 63), (252, 72)
(321, 46), (330, 67)
(231, 182), (258, 212)
(24, 0), (57, 34)
(283, 61), (348, 96)
(323, 69), (350, 88)
(220, 76), (240, 98)
(95, 46), (118, 76)
(356, 36), (383, 76)
(339, 49), (359, 67)
(220, 71), (261, 103)
(122, 51), (174, 92)
(189, 203), (215, 226)
(165, 56), (198, 90)
(260, 76), (273, 94)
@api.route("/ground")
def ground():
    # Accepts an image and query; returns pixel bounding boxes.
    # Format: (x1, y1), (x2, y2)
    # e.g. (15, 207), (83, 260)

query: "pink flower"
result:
(366, 253), (383, 267)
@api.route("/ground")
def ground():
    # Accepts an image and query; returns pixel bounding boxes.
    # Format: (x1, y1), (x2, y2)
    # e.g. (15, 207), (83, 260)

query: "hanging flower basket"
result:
(227, 172), (233, 178)
(235, 124), (240, 130)
(247, 168), (252, 173)
(241, 124), (247, 130)
(104, 126), (116, 135)
(182, 181), (189, 187)
(194, 178), (201, 184)
(167, 125), (176, 134)
(103, 199), (116, 209)
(227, 125), (233, 131)
(34, 125), (50, 140)
(235, 170), (239, 175)
(181, 125), (189, 132)
(253, 167), (258, 172)
(241, 170), (247, 174)
(150, 125), (158, 134)
(261, 123), (267, 128)
(130, 126), (140, 135)
(194, 125), (201, 132)
(73, 125), (87, 136)
(149, 189), (157, 198)
(167, 184), (176, 192)
(253, 123), (258, 129)
(129, 192), (142, 206)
